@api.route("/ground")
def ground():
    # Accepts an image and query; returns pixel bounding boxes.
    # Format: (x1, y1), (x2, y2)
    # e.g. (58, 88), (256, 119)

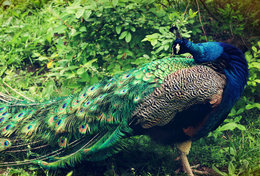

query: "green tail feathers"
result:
(0, 57), (195, 168)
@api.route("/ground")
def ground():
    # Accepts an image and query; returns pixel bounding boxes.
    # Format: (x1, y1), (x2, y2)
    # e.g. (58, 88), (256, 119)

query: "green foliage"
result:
(142, 9), (197, 58)
(245, 41), (260, 96)
(188, 0), (260, 42)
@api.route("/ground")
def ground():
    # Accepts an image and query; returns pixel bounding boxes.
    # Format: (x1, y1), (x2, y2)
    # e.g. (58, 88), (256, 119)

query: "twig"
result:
(229, 24), (234, 39)
(48, 8), (74, 30)
(2, 81), (35, 102)
(183, 0), (191, 16)
(199, 0), (220, 22)
(195, 0), (208, 42)
(158, 2), (167, 8)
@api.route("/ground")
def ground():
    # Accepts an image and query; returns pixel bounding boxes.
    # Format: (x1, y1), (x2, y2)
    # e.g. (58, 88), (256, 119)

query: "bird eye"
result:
(176, 43), (180, 54)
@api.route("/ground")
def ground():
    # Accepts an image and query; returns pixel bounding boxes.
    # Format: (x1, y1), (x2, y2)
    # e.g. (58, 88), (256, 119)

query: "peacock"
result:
(0, 28), (248, 176)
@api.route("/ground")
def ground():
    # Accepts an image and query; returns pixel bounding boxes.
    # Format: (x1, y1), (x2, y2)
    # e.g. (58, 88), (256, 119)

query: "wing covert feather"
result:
(133, 65), (226, 128)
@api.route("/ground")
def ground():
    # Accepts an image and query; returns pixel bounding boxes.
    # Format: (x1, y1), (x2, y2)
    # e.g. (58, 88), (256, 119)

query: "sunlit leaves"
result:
(115, 26), (121, 34)
(125, 32), (131, 43)
(119, 31), (127, 40)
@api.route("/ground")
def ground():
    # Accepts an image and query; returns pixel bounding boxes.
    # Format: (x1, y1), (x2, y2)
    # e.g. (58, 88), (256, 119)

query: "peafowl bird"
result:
(0, 30), (248, 176)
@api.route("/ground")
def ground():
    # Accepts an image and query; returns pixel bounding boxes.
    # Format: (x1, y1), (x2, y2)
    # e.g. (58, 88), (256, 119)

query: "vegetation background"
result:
(0, 0), (259, 175)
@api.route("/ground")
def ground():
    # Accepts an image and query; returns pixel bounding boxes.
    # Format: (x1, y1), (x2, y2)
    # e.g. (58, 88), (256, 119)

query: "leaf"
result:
(125, 32), (132, 43)
(255, 79), (260, 83)
(130, 26), (136, 32)
(70, 28), (77, 36)
(228, 162), (235, 175)
(112, 0), (118, 7)
(66, 171), (73, 176)
(119, 31), (127, 40)
(252, 46), (257, 52)
(236, 124), (246, 131)
(54, 25), (66, 34)
(217, 122), (246, 132)
(150, 39), (158, 46)
(79, 26), (87, 32)
(83, 10), (92, 20)
(116, 26), (122, 34)
(189, 9), (193, 16)
(212, 165), (228, 176)
(245, 103), (260, 110)
(2, 0), (11, 6)
(76, 8), (85, 18)
(37, 56), (49, 61)
(77, 68), (85, 75)
(250, 62), (260, 69)
(79, 72), (90, 82)
(163, 44), (169, 50)
(236, 108), (245, 114)
(83, 59), (97, 68)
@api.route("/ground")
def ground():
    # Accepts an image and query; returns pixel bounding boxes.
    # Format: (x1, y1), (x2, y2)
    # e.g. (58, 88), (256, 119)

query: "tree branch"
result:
(195, 0), (208, 41)
(199, 0), (221, 22)
(183, 0), (191, 16)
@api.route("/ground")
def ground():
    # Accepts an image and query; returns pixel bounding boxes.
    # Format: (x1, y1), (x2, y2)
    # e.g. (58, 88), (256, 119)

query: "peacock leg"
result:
(176, 140), (194, 176)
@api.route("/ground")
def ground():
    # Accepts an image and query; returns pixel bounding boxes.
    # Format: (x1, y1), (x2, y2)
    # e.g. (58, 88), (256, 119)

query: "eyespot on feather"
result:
(83, 100), (92, 108)
(121, 73), (131, 80)
(76, 108), (85, 119)
(21, 122), (38, 136)
(88, 86), (96, 92)
(104, 82), (113, 90)
(133, 96), (141, 103)
(89, 105), (97, 111)
(79, 92), (87, 99)
(57, 98), (72, 114)
(116, 87), (128, 95)
(0, 138), (11, 151)
(0, 113), (11, 124)
(1, 123), (14, 136)
(2, 124), (12, 132)
(79, 124), (89, 134)
(58, 137), (68, 148)
(55, 119), (63, 128)
(48, 115), (59, 127)
(14, 112), (26, 121)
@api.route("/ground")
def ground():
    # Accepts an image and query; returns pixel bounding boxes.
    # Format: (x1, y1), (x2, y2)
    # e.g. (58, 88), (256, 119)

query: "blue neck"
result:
(185, 40), (223, 62)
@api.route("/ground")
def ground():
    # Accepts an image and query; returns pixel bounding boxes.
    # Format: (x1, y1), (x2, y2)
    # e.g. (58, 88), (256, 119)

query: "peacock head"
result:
(171, 38), (191, 55)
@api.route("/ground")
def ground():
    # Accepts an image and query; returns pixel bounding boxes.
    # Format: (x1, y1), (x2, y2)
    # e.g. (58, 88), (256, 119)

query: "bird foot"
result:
(175, 166), (209, 176)
(191, 164), (209, 175)
(174, 161), (209, 175)
(174, 156), (180, 161)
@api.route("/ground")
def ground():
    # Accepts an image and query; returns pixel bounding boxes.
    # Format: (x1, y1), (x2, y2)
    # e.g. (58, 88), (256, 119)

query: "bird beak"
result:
(176, 43), (180, 54)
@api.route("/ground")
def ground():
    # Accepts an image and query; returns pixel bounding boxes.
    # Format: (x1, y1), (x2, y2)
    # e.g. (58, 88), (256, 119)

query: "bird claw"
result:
(174, 156), (181, 161)
(175, 164), (209, 176)
(192, 169), (209, 175)
(191, 164), (209, 175)
(191, 164), (200, 169)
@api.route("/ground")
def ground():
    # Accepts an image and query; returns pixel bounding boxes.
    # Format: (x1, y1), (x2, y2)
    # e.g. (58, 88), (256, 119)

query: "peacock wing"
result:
(133, 65), (226, 129)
